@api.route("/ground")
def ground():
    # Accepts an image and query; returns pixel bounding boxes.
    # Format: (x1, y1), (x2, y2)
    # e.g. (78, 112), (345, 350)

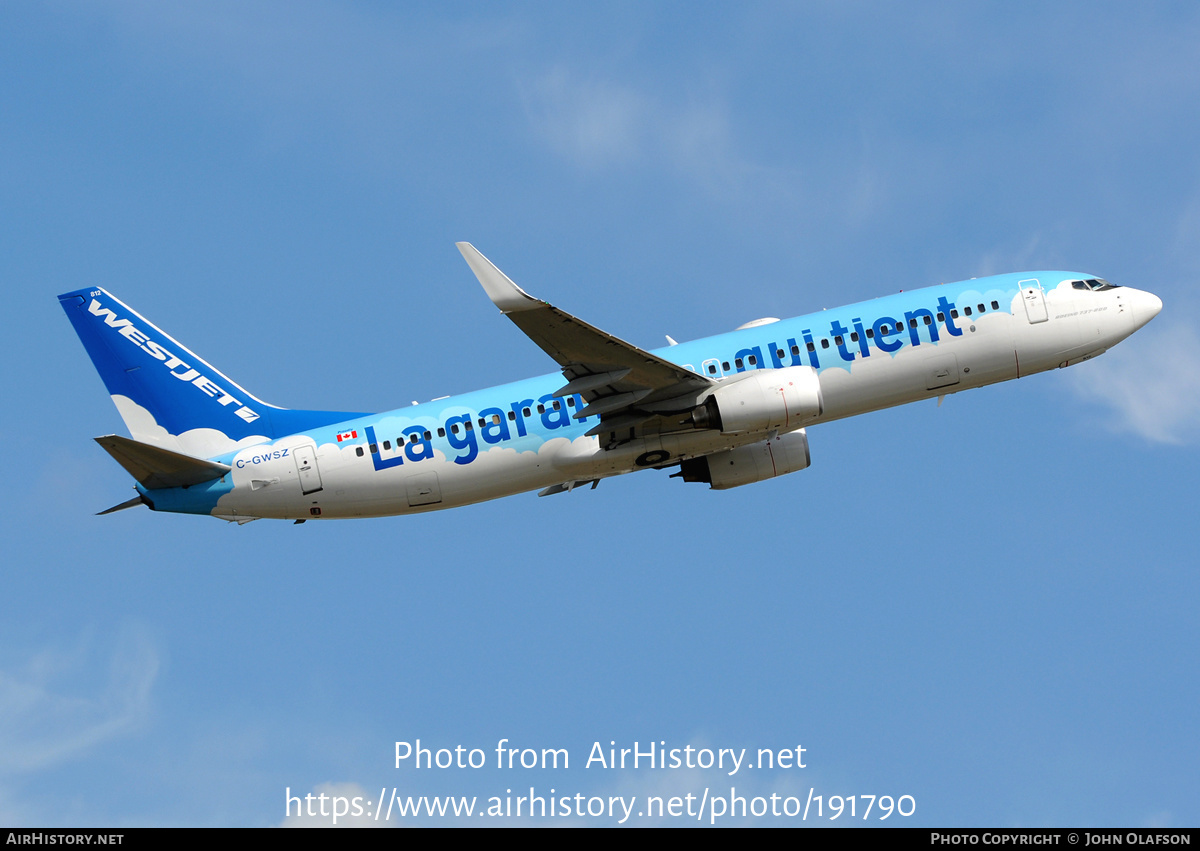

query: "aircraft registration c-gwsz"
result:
(60, 244), (1162, 523)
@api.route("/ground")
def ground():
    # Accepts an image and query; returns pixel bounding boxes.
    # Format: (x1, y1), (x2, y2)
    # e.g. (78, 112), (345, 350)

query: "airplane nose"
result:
(1130, 289), (1163, 327)
(1146, 291), (1163, 318)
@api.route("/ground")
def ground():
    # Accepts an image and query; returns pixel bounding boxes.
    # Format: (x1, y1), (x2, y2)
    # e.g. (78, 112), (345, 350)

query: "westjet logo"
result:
(87, 298), (260, 424)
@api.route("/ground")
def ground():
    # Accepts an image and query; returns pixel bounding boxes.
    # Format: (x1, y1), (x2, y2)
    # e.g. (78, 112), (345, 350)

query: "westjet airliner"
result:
(60, 244), (1162, 523)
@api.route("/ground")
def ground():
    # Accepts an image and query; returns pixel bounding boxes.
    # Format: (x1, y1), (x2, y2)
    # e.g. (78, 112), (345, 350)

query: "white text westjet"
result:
(58, 244), (1161, 523)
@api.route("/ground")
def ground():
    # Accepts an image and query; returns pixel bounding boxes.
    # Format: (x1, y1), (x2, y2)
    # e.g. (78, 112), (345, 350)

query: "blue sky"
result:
(3, 2), (1198, 827)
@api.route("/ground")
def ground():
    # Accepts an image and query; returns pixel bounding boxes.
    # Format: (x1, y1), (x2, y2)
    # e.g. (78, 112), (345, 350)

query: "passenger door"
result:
(1020, 279), (1049, 324)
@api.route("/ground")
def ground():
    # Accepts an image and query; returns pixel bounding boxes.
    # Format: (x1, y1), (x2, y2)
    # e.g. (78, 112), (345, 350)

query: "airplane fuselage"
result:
(136, 271), (1160, 522)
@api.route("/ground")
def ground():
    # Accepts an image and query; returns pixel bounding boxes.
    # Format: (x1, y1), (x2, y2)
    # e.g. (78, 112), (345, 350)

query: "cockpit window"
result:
(1073, 278), (1120, 292)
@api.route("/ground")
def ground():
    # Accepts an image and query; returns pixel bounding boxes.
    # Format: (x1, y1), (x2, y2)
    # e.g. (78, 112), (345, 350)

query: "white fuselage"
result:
(175, 273), (1157, 522)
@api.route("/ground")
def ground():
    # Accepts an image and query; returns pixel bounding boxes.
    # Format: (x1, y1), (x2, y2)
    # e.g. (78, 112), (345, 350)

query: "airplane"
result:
(59, 244), (1162, 523)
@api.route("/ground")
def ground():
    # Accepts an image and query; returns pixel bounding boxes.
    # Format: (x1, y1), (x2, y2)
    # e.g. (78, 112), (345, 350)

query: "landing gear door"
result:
(1020, 279), (1048, 324)
(293, 444), (323, 495)
(925, 353), (960, 390)
(406, 472), (442, 507)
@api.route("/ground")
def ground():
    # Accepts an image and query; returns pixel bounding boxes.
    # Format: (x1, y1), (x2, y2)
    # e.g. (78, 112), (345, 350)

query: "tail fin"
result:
(59, 287), (367, 459)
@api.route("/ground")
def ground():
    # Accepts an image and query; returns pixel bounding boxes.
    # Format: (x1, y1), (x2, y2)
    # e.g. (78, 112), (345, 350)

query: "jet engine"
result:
(674, 428), (811, 490)
(691, 366), (823, 434)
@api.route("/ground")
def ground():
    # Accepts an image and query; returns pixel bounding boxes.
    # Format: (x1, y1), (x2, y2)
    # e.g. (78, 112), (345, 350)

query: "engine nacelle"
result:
(692, 366), (823, 435)
(675, 428), (811, 490)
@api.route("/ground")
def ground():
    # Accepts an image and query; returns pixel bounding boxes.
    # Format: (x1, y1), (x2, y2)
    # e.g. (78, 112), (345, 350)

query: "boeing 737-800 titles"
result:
(60, 244), (1162, 523)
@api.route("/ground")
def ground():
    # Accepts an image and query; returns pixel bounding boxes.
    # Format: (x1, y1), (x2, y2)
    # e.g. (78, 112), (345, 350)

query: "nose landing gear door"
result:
(293, 444), (324, 495)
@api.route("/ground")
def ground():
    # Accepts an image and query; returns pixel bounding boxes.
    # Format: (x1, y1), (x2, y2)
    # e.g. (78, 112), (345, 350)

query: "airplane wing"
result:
(457, 243), (714, 443)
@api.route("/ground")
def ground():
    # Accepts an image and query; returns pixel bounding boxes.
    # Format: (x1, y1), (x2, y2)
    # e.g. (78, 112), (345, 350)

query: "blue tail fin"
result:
(59, 287), (368, 459)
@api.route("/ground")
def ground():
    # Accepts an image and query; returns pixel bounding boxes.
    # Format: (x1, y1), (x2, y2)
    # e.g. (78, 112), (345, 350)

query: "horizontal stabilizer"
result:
(97, 494), (148, 515)
(94, 435), (232, 489)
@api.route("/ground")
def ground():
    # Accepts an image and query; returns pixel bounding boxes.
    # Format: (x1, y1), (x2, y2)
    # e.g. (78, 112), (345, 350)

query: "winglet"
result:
(456, 243), (540, 313)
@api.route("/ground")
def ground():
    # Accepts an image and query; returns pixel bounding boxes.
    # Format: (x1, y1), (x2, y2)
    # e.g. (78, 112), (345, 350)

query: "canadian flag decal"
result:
(336, 430), (358, 442)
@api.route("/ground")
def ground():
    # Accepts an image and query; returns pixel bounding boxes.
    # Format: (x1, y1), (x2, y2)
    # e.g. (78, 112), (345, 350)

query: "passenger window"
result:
(537, 404), (545, 414)
(551, 401), (560, 411)
(465, 421), (473, 431)
(722, 362), (730, 370)
(493, 414), (502, 424)
(383, 440), (391, 450)
(748, 355), (757, 366)
(523, 408), (531, 417)
(735, 358), (743, 368)
(410, 434), (419, 444)
(909, 318), (918, 328)
(865, 328), (874, 338)
(895, 322), (903, 333)
(923, 315), (932, 325)
(566, 397), (575, 407)
(778, 348), (787, 358)
(834, 336), (842, 346)
(821, 339), (830, 349)
(964, 306), (972, 316)
(850, 332), (859, 342)
(708, 364), (717, 374)
(991, 300), (999, 310)
(806, 342), (815, 352)
(790, 345), (799, 356)
(437, 427), (446, 438)
(977, 303), (985, 313)
(937, 312), (945, 322)
(356, 446), (364, 457)
(508, 411), (516, 420)
(369, 443), (377, 453)
(424, 431), (431, 440)
(951, 309), (959, 319)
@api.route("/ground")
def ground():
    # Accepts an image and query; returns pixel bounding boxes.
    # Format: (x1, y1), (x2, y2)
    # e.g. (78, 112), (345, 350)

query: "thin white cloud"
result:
(521, 68), (753, 192)
(525, 69), (648, 168)
(974, 234), (1056, 279)
(1143, 810), (1173, 828)
(1070, 320), (1200, 445)
(0, 627), (159, 774)
(278, 782), (392, 828)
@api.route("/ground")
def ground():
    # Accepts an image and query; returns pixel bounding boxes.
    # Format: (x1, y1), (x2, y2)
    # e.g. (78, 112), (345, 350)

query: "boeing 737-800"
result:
(59, 244), (1162, 523)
